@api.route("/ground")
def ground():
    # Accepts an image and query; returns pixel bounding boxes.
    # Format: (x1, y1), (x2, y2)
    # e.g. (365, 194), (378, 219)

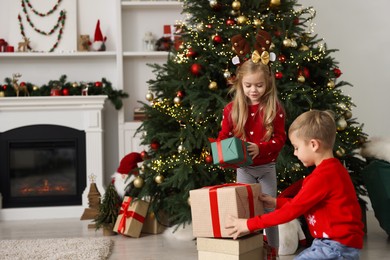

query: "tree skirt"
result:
(0, 237), (113, 260)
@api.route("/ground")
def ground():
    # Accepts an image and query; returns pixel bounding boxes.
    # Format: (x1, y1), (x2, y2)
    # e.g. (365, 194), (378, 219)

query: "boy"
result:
(225, 110), (364, 259)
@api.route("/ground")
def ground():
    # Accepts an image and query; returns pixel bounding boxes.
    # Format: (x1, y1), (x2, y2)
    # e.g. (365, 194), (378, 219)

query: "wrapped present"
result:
(190, 183), (263, 238)
(210, 137), (252, 168)
(141, 211), (167, 234)
(197, 233), (263, 260)
(113, 196), (149, 238)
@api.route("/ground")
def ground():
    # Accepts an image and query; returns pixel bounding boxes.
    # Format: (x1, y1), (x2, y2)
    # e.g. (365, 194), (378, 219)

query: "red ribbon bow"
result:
(117, 197), (146, 234)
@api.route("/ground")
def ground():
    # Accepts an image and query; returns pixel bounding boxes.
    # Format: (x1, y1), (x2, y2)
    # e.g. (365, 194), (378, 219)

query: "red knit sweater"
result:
(217, 102), (286, 166)
(247, 158), (364, 249)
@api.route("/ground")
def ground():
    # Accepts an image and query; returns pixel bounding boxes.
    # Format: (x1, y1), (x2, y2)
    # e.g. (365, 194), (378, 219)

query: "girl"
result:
(218, 58), (286, 259)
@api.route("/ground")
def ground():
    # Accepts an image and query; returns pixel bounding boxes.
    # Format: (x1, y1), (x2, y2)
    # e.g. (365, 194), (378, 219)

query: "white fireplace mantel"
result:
(0, 96), (107, 220)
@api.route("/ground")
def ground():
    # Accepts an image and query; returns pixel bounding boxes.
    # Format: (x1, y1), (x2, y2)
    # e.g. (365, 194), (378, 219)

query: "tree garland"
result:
(22, 0), (63, 17)
(0, 75), (129, 110)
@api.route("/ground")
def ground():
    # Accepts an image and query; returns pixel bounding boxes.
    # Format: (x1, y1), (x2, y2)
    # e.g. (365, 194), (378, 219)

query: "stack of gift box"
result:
(113, 196), (166, 237)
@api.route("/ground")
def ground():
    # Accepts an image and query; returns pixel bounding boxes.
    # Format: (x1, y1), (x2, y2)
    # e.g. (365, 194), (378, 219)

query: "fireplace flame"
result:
(20, 179), (67, 195)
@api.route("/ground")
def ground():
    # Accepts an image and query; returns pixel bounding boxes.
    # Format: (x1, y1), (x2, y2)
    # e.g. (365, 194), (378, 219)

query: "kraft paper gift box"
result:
(141, 211), (167, 234)
(210, 137), (252, 168)
(113, 196), (149, 238)
(190, 183), (263, 238)
(197, 233), (263, 260)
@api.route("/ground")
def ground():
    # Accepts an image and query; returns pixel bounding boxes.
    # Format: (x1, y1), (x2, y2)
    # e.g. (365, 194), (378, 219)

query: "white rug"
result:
(0, 237), (113, 260)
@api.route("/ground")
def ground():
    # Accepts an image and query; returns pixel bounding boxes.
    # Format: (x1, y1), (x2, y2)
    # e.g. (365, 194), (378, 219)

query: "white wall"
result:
(299, 0), (390, 138)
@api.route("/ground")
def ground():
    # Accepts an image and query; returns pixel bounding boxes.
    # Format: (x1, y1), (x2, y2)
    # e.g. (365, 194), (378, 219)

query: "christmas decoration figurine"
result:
(112, 152), (143, 197)
(92, 20), (107, 51)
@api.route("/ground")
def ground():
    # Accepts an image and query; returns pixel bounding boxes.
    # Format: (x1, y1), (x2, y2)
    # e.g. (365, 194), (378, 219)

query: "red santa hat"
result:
(112, 152), (143, 197)
(94, 20), (104, 42)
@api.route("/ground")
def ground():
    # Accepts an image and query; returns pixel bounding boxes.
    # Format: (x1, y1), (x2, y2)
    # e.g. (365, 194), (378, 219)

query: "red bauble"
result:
(140, 150), (148, 160)
(274, 31), (282, 37)
(293, 17), (300, 25)
(95, 81), (102, 87)
(226, 19), (235, 26)
(213, 35), (223, 44)
(190, 63), (202, 76)
(150, 141), (160, 151)
(333, 68), (342, 78)
(278, 54), (286, 63)
(2, 84), (7, 90)
(177, 90), (184, 98)
(205, 155), (213, 164)
(62, 88), (69, 96)
(20, 82), (26, 87)
(186, 48), (197, 58)
(275, 72), (283, 80)
(302, 67), (310, 79)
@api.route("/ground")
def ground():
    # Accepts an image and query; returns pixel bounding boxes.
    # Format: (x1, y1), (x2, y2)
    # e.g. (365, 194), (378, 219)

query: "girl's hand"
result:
(225, 215), (249, 239)
(259, 193), (276, 208)
(246, 142), (259, 159)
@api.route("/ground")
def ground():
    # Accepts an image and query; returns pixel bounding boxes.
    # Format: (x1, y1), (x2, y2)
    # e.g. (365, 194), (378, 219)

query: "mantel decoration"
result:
(18, 0), (66, 52)
(0, 74), (128, 110)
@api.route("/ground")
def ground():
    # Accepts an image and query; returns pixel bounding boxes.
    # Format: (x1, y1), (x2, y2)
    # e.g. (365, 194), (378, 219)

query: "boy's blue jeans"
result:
(294, 238), (360, 260)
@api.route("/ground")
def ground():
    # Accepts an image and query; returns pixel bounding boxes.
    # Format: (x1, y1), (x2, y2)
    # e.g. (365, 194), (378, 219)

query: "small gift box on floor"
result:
(141, 211), (167, 234)
(190, 183), (263, 238)
(113, 196), (149, 238)
(210, 137), (252, 168)
(197, 233), (263, 260)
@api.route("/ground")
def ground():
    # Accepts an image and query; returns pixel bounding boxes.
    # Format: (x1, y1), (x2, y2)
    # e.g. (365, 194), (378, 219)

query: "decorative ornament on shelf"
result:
(92, 20), (107, 51)
(80, 173), (101, 222)
(12, 73), (29, 97)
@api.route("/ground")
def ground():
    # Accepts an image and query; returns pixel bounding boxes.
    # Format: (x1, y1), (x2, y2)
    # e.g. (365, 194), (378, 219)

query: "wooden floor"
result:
(0, 210), (389, 259)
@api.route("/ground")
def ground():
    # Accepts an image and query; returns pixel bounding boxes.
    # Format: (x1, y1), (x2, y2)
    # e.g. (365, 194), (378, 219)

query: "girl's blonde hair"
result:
(229, 59), (280, 141)
(288, 110), (336, 149)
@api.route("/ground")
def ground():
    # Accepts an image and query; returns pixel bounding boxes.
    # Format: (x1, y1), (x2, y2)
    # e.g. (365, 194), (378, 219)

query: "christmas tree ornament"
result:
(290, 39), (298, 48)
(270, 0), (281, 8)
(72, 82), (79, 88)
(212, 34), (222, 44)
(190, 63), (202, 76)
(336, 147), (345, 157)
(232, 1), (241, 10)
(151, 140), (160, 151)
(223, 70), (231, 79)
(92, 20), (107, 51)
(230, 9), (240, 16)
(205, 154), (213, 164)
(226, 19), (235, 26)
(196, 23), (204, 32)
(208, 81), (218, 90)
(275, 71), (283, 79)
(32, 85), (39, 91)
(337, 117), (347, 131)
(140, 150), (148, 160)
(297, 75), (305, 83)
(173, 96), (181, 105)
(344, 110), (352, 119)
(155, 174), (164, 184)
(186, 47), (197, 58)
(178, 144), (184, 153)
(327, 80), (335, 89)
(62, 88), (69, 96)
(333, 68), (342, 78)
(133, 176), (144, 188)
(146, 91), (154, 101)
(301, 67), (310, 78)
(283, 38), (292, 47)
(0, 91), (4, 97)
(299, 44), (309, 51)
(237, 15), (247, 25)
(95, 81), (103, 87)
(278, 54), (286, 63)
(209, 0), (221, 11)
(177, 90), (184, 98)
(253, 19), (263, 27)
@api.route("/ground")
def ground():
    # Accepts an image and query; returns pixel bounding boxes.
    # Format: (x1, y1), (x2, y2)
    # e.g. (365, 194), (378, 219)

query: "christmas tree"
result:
(94, 183), (121, 231)
(130, 0), (367, 226)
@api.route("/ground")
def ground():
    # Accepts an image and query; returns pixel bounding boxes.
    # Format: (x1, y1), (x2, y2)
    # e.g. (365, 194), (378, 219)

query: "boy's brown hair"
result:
(288, 110), (336, 149)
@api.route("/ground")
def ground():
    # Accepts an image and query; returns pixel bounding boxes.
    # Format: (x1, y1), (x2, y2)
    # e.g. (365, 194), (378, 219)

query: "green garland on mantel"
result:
(1, 75), (128, 110)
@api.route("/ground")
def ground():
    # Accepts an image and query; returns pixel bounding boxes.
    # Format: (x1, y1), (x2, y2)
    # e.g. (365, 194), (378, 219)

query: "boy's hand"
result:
(225, 215), (249, 239)
(259, 193), (276, 208)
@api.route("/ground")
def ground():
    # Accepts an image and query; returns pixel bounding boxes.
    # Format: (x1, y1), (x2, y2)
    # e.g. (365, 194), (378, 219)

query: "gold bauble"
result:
(0, 91), (4, 97)
(196, 23), (204, 32)
(33, 85), (39, 91)
(237, 15), (247, 25)
(209, 0), (218, 8)
(173, 96), (181, 105)
(327, 81), (335, 89)
(283, 38), (292, 47)
(270, 0), (281, 7)
(230, 10), (240, 16)
(146, 91), (154, 101)
(223, 70), (231, 79)
(72, 82), (78, 88)
(337, 117), (347, 131)
(232, 1), (241, 10)
(133, 176), (144, 188)
(299, 45), (309, 51)
(155, 174), (164, 184)
(336, 147), (345, 157)
(297, 75), (305, 83)
(344, 110), (352, 119)
(253, 19), (263, 27)
(208, 81), (218, 90)
(178, 144), (184, 153)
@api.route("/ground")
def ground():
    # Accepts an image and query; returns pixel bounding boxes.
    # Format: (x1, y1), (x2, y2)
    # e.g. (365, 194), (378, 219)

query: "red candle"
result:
(6, 46), (14, 52)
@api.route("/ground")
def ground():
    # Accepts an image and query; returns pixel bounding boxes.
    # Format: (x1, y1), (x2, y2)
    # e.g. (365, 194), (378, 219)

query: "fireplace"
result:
(0, 125), (86, 208)
(0, 96), (106, 220)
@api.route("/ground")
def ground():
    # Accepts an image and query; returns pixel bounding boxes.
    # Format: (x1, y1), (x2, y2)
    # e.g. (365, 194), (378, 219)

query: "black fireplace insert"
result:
(0, 124), (86, 208)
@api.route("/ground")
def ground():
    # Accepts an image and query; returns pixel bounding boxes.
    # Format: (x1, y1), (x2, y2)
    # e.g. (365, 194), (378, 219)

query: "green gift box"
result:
(210, 137), (252, 168)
